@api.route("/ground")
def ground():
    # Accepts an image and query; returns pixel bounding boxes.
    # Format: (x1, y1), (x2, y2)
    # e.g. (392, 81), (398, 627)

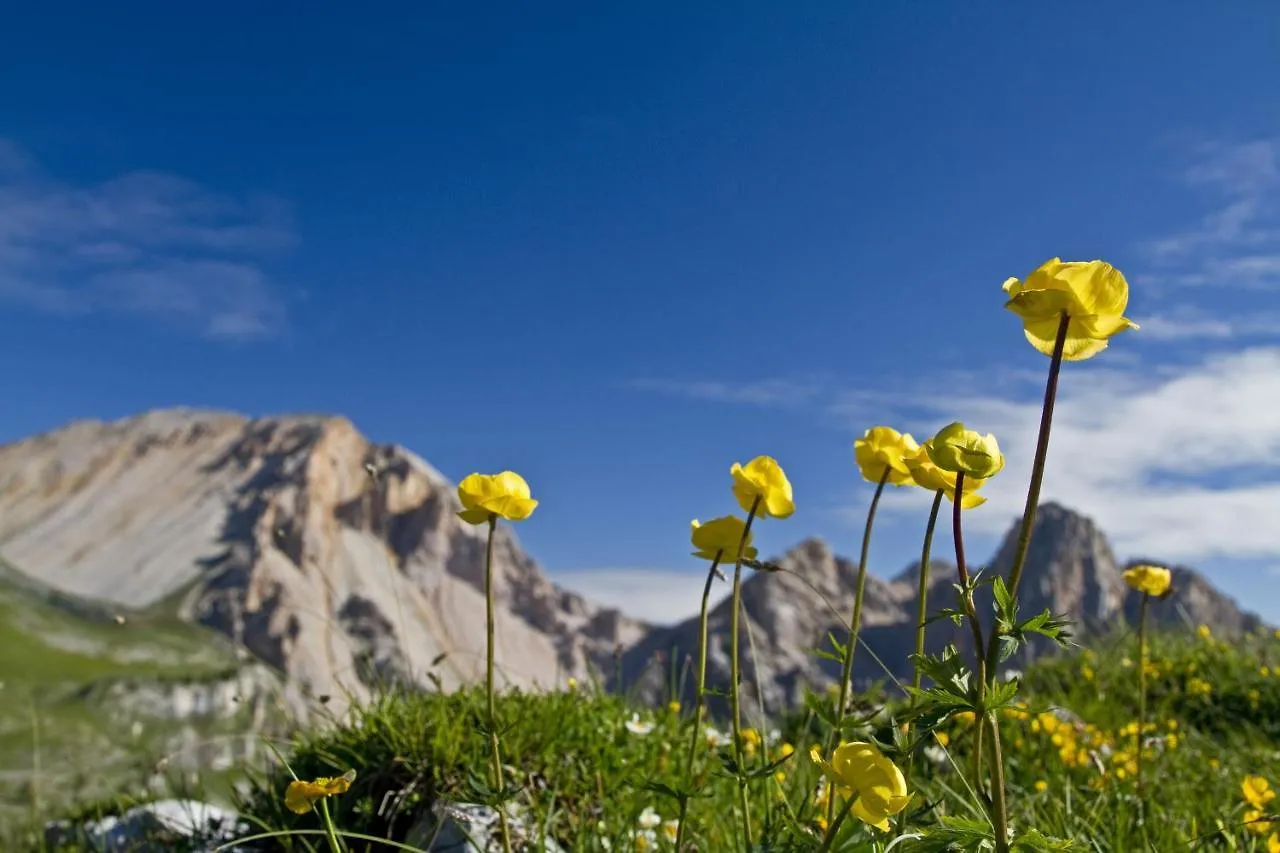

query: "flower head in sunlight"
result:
(925, 422), (1005, 480)
(905, 441), (987, 508)
(853, 426), (919, 486)
(284, 769), (356, 814)
(1002, 258), (1139, 361)
(690, 515), (757, 563)
(809, 741), (911, 832)
(730, 456), (795, 519)
(1122, 564), (1172, 597)
(456, 471), (538, 524)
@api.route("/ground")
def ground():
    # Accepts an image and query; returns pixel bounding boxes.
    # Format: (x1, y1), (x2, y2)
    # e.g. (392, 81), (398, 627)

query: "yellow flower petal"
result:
(1123, 564), (1172, 597)
(690, 516), (758, 563)
(730, 456), (795, 519)
(456, 471), (538, 524)
(853, 426), (919, 486)
(926, 422), (1005, 479)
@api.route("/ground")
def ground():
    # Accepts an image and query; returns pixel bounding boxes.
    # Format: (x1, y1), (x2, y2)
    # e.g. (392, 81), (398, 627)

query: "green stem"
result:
(484, 516), (514, 853)
(318, 799), (344, 853)
(952, 473), (990, 818)
(675, 552), (723, 852)
(902, 490), (944, 807)
(818, 792), (859, 853)
(986, 713), (1010, 853)
(826, 468), (890, 826)
(730, 499), (761, 850)
(982, 310), (1070, 679)
(978, 310), (1069, 853)
(1137, 593), (1149, 842)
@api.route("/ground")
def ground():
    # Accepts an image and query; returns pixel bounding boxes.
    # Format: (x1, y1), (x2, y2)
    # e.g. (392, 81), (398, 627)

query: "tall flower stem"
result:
(675, 552), (724, 852)
(1136, 592), (1150, 841)
(979, 311), (1069, 853)
(729, 499), (761, 849)
(903, 490), (945, 786)
(825, 468), (890, 826)
(951, 474), (992, 828)
(484, 516), (514, 853)
(982, 311), (1070, 677)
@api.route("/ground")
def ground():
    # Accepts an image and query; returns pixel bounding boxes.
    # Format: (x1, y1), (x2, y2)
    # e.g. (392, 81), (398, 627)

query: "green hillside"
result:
(0, 560), (281, 828)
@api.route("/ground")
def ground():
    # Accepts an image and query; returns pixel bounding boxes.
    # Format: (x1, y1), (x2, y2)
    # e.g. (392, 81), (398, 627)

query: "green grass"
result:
(0, 564), (283, 829)
(15, 626), (1280, 851)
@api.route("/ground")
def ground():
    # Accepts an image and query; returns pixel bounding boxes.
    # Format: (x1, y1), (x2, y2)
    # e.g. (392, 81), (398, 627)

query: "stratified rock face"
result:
(621, 537), (913, 717)
(0, 409), (646, 716)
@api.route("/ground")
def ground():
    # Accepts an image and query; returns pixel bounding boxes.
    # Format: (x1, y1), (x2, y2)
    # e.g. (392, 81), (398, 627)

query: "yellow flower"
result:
(926, 422), (1005, 480)
(934, 731), (950, 748)
(456, 472), (538, 525)
(667, 701), (681, 714)
(284, 769), (356, 814)
(730, 456), (795, 519)
(905, 441), (987, 508)
(1002, 258), (1139, 361)
(810, 741), (912, 832)
(1244, 776), (1277, 809)
(1034, 780), (1048, 793)
(1122, 564), (1172, 597)
(1268, 832), (1280, 853)
(1197, 624), (1212, 640)
(853, 426), (919, 486)
(1188, 677), (1212, 697)
(566, 677), (578, 690)
(1245, 809), (1274, 836)
(690, 516), (758, 563)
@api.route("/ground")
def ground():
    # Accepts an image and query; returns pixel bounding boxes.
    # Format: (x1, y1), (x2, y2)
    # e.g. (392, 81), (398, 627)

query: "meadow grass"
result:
(14, 626), (1280, 851)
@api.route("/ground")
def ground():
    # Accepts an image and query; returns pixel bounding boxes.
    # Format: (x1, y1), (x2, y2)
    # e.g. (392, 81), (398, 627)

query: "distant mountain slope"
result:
(0, 409), (646, 717)
(623, 503), (1270, 714)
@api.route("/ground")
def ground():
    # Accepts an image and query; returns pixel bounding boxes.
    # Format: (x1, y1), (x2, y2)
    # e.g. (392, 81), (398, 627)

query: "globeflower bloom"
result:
(1002, 258), (1139, 361)
(1244, 775), (1276, 809)
(853, 426), (919, 486)
(690, 516), (757, 563)
(906, 441), (987, 508)
(925, 422), (1005, 480)
(809, 741), (911, 832)
(730, 456), (795, 519)
(456, 471), (538, 524)
(284, 769), (356, 814)
(1123, 564), (1172, 597)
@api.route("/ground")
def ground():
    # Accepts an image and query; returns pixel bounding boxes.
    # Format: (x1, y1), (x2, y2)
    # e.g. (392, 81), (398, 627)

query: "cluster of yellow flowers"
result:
(1242, 775), (1278, 847)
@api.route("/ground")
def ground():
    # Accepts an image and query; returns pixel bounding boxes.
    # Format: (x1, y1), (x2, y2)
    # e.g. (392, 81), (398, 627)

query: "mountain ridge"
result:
(0, 407), (1267, 722)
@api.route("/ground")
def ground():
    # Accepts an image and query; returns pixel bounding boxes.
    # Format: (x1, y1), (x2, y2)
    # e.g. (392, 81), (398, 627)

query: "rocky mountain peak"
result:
(0, 408), (646, 718)
(985, 501), (1125, 627)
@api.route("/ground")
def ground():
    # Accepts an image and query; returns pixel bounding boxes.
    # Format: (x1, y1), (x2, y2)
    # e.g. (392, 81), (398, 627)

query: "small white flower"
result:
(1002, 668), (1023, 682)
(766, 727), (782, 745)
(662, 819), (679, 842)
(625, 713), (655, 736)
(629, 828), (658, 851)
(923, 745), (948, 766)
(703, 726), (731, 747)
(637, 806), (661, 829)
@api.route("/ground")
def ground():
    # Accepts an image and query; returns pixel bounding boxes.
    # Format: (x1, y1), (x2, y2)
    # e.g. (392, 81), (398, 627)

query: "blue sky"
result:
(3, 2), (1280, 624)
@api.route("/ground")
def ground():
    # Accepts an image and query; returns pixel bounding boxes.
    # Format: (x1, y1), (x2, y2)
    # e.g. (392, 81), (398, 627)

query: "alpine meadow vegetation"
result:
(19, 260), (1280, 851)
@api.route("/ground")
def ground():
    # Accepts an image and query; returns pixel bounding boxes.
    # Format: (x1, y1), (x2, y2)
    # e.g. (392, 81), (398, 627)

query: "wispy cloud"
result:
(1143, 136), (1280, 291)
(0, 140), (295, 340)
(626, 376), (827, 408)
(864, 347), (1280, 564)
(551, 566), (728, 625)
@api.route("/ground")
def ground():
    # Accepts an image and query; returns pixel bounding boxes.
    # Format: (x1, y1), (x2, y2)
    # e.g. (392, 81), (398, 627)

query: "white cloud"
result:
(627, 376), (826, 408)
(0, 140), (294, 339)
(1143, 136), (1280, 291)
(551, 566), (730, 625)
(871, 347), (1280, 563)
